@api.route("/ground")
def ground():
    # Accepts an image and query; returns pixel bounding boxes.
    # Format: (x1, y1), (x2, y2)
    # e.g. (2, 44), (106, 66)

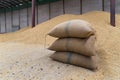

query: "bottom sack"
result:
(50, 52), (98, 70)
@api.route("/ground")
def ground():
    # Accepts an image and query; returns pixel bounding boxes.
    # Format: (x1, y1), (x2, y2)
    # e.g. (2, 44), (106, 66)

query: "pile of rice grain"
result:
(0, 11), (120, 80)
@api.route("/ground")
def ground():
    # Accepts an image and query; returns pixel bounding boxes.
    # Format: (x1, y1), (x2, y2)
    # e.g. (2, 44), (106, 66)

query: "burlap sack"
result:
(48, 20), (95, 38)
(50, 52), (98, 70)
(48, 36), (96, 56)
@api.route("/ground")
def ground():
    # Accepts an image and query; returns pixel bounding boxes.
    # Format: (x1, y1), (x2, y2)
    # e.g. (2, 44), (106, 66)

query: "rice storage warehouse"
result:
(0, 0), (120, 80)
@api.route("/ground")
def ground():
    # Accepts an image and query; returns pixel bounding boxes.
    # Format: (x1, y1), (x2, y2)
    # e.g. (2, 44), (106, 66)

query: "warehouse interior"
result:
(0, 0), (118, 33)
(0, 0), (120, 80)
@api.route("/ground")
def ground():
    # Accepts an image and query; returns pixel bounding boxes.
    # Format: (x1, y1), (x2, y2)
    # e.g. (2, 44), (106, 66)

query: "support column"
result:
(110, 0), (115, 26)
(32, 0), (36, 27)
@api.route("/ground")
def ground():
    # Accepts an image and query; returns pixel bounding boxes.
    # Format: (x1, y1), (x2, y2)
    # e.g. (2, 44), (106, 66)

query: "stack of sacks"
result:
(47, 20), (98, 70)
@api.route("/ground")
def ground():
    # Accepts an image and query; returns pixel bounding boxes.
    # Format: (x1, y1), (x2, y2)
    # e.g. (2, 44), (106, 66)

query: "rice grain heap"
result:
(48, 20), (98, 70)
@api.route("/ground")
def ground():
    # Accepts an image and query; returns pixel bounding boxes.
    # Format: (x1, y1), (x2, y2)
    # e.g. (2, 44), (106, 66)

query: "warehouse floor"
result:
(0, 11), (120, 80)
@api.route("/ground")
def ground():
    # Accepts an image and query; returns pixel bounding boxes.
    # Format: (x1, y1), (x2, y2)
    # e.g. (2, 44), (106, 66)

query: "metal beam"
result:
(0, 0), (30, 9)
(0, 5), (7, 8)
(31, 0), (36, 27)
(102, 0), (105, 11)
(1, 1), (11, 6)
(110, 0), (115, 26)
(5, 0), (18, 6)
(0, 3), (10, 8)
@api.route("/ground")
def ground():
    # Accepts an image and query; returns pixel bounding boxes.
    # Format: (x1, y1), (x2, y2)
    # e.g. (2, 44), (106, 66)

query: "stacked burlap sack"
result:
(47, 20), (98, 70)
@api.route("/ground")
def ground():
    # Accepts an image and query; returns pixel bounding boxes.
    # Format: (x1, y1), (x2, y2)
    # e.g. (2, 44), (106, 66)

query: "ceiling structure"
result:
(0, 0), (59, 13)
(0, 0), (31, 8)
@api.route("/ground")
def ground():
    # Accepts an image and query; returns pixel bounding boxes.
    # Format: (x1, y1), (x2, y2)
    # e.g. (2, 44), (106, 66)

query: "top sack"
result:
(48, 20), (95, 38)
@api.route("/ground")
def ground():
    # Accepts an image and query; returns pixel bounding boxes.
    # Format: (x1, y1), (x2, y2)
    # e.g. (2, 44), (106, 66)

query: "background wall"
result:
(0, 0), (120, 33)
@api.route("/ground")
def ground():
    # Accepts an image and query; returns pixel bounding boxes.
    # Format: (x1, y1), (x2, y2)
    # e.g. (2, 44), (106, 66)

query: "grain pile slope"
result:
(0, 11), (120, 44)
(0, 11), (120, 80)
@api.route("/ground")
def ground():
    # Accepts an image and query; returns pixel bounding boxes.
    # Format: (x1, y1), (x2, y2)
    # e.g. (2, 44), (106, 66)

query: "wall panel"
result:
(38, 4), (49, 23)
(82, 0), (102, 13)
(28, 7), (32, 26)
(0, 13), (6, 33)
(20, 8), (28, 29)
(50, 0), (64, 18)
(6, 12), (12, 32)
(12, 10), (20, 32)
(64, 0), (81, 14)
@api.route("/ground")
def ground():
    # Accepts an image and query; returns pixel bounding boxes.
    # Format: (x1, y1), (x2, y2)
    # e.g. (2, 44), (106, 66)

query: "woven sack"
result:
(50, 52), (98, 70)
(48, 36), (96, 56)
(48, 20), (95, 38)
